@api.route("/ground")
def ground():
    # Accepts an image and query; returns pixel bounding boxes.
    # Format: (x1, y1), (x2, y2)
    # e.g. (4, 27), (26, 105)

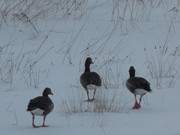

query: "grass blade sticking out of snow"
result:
(60, 88), (126, 114)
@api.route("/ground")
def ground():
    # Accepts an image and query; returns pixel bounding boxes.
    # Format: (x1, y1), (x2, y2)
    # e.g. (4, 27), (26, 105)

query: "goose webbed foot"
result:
(132, 102), (141, 109)
(42, 124), (49, 127)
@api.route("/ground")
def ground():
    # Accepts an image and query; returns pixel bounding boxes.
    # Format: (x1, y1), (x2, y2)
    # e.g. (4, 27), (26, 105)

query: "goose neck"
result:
(85, 64), (91, 72)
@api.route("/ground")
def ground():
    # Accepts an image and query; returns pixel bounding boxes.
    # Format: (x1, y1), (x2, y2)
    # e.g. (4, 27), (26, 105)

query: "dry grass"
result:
(60, 89), (125, 114)
(145, 19), (179, 88)
(145, 45), (178, 88)
(111, 0), (179, 33)
(0, 0), (88, 26)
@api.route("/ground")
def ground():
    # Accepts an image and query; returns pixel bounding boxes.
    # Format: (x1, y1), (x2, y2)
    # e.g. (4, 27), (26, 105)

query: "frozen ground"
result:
(0, 86), (180, 135)
(0, 0), (180, 134)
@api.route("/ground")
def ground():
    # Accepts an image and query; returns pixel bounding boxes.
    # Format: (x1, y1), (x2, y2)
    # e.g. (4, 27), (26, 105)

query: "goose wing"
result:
(129, 77), (151, 91)
(27, 96), (54, 113)
(80, 72), (101, 89)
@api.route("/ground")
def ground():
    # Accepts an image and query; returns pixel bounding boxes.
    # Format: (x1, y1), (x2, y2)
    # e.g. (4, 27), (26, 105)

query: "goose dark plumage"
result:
(126, 66), (151, 109)
(80, 57), (101, 101)
(27, 87), (54, 128)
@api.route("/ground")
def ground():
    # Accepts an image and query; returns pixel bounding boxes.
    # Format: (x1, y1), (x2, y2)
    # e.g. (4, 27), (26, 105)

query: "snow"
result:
(0, 0), (180, 134)
(0, 87), (180, 135)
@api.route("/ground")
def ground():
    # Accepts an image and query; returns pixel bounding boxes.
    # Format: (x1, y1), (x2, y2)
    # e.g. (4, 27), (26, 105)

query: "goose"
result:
(27, 88), (54, 127)
(126, 66), (151, 109)
(80, 57), (101, 101)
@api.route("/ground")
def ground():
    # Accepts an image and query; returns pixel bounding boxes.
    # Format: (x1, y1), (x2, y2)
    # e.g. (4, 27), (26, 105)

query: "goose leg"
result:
(42, 115), (48, 127)
(32, 113), (37, 128)
(139, 94), (145, 107)
(92, 88), (96, 101)
(86, 90), (90, 101)
(132, 95), (141, 109)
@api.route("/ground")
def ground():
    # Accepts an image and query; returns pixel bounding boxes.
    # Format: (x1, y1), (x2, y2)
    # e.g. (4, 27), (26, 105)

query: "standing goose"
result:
(80, 57), (102, 101)
(27, 87), (54, 127)
(126, 66), (152, 109)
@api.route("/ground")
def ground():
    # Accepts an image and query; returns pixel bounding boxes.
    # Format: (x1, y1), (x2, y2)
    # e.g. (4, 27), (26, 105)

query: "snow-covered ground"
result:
(0, 0), (180, 134)
(0, 86), (180, 135)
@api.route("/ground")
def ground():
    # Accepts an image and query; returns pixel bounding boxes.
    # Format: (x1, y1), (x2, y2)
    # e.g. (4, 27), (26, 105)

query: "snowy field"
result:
(0, 0), (180, 134)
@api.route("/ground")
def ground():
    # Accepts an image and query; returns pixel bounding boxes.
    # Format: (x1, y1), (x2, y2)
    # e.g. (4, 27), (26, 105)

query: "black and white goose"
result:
(27, 88), (54, 128)
(126, 66), (152, 109)
(80, 57), (102, 101)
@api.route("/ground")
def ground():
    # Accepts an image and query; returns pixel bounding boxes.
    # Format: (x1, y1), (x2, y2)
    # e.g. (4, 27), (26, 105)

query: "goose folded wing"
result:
(28, 97), (50, 111)
(88, 72), (101, 86)
(132, 77), (150, 89)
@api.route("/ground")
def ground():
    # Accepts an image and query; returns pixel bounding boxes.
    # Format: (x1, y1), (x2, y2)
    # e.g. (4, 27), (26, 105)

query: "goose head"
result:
(129, 66), (135, 78)
(43, 87), (53, 97)
(84, 57), (94, 72)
